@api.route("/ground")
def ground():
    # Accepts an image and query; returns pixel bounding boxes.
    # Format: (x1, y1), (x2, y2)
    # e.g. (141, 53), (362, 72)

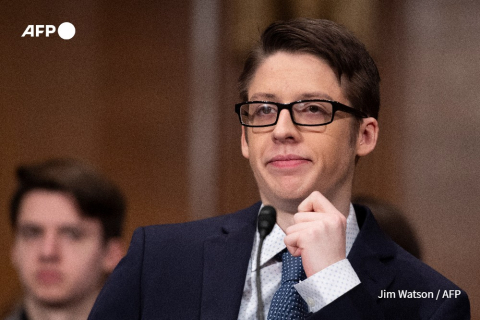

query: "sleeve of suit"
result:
(429, 290), (470, 320)
(88, 227), (146, 320)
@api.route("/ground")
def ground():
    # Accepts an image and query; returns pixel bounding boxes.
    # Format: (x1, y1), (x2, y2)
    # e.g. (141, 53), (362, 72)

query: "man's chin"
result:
(266, 190), (308, 212)
(276, 182), (313, 199)
(258, 178), (317, 208)
(30, 290), (74, 308)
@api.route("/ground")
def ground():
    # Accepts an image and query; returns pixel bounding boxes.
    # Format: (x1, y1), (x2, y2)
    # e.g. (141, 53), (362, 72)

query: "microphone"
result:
(258, 205), (276, 240)
(256, 205), (277, 320)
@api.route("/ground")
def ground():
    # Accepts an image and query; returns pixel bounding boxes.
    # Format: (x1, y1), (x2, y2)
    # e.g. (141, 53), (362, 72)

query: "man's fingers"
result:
(291, 212), (324, 224)
(285, 192), (348, 276)
(284, 233), (302, 257)
(297, 190), (338, 213)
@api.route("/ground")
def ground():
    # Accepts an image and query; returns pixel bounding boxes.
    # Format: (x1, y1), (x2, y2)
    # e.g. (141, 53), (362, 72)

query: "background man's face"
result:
(241, 52), (359, 210)
(11, 190), (110, 306)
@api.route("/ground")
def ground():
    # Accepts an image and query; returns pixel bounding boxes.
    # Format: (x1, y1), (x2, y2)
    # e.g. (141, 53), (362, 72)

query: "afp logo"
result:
(22, 22), (76, 40)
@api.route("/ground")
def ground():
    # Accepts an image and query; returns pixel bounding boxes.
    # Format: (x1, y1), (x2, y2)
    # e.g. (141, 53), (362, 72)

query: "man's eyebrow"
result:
(249, 93), (277, 101)
(248, 92), (335, 102)
(18, 223), (42, 231)
(58, 225), (86, 236)
(18, 222), (84, 231)
(299, 92), (334, 100)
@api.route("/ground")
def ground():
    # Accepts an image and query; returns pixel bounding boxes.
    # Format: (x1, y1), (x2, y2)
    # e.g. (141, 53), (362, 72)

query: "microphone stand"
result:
(256, 236), (266, 320)
(256, 205), (276, 320)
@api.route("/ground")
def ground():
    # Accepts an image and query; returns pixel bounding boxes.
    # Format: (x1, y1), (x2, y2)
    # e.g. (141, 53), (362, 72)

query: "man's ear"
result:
(356, 117), (379, 157)
(102, 238), (125, 274)
(241, 126), (249, 159)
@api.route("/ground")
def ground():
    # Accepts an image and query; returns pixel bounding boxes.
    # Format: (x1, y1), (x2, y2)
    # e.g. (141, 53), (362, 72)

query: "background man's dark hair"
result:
(10, 158), (126, 240)
(238, 18), (380, 126)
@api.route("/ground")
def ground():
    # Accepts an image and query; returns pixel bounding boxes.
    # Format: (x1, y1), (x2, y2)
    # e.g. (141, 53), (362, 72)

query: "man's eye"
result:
(65, 229), (83, 240)
(305, 104), (327, 114)
(59, 227), (84, 240)
(19, 227), (41, 239)
(255, 105), (276, 116)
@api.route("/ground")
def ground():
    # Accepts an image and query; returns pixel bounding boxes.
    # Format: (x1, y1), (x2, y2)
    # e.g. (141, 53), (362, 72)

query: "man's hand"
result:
(284, 191), (347, 277)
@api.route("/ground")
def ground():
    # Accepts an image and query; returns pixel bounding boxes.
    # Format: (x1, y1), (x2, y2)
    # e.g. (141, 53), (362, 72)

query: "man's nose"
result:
(272, 109), (299, 141)
(39, 233), (60, 261)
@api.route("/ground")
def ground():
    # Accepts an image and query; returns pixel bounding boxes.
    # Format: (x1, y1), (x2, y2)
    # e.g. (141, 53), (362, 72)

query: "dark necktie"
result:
(267, 250), (308, 320)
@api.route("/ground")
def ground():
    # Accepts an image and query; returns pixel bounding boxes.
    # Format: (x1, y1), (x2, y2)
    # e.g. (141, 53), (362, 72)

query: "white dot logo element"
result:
(58, 22), (75, 40)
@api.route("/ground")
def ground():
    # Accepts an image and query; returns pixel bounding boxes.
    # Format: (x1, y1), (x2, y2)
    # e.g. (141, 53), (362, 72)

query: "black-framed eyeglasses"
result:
(235, 99), (369, 127)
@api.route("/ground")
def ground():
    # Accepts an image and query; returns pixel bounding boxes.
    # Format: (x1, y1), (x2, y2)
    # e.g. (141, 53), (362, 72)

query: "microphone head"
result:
(258, 205), (277, 239)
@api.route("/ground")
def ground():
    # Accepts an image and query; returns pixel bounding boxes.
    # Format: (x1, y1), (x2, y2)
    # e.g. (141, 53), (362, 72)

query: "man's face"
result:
(241, 52), (361, 211)
(11, 190), (111, 306)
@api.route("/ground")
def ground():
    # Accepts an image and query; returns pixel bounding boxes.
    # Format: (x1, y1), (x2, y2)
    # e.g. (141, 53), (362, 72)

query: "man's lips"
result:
(36, 270), (63, 285)
(267, 154), (311, 168)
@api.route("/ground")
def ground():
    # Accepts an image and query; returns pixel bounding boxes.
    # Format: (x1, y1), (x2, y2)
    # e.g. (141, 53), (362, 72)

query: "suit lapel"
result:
(349, 205), (397, 300)
(200, 203), (260, 320)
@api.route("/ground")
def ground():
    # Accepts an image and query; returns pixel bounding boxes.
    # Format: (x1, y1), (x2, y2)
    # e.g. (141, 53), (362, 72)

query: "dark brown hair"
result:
(238, 18), (380, 122)
(10, 158), (126, 240)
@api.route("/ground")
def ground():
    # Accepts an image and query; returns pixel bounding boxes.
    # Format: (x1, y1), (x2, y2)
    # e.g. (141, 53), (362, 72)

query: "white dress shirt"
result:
(237, 204), (361, 319)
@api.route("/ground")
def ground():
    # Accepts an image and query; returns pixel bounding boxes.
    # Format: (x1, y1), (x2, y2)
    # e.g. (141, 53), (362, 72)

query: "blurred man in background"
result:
(5, 158), (126, 320)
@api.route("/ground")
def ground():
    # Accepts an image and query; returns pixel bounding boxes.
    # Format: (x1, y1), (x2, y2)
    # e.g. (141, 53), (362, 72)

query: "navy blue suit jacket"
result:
(88, 203), (470, 319)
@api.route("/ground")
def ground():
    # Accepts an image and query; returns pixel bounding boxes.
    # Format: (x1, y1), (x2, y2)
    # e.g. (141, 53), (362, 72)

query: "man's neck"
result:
(24, 290), (99, 320)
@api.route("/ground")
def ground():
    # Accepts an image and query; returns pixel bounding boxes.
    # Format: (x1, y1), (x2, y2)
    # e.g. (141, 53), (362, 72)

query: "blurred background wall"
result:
(1, 0), (478, 316)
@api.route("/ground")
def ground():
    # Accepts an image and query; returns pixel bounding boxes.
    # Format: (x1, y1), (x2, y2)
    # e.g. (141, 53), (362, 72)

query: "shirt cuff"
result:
(294, 259), (361, 313)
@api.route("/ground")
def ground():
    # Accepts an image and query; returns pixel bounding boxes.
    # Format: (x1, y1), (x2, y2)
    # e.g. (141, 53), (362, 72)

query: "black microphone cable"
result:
(256, 205), (277, 320)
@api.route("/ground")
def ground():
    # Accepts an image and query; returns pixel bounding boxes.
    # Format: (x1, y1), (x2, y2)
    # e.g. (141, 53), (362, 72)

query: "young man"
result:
(88, 18), (470, 319)
(7, 158), (126, 320)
